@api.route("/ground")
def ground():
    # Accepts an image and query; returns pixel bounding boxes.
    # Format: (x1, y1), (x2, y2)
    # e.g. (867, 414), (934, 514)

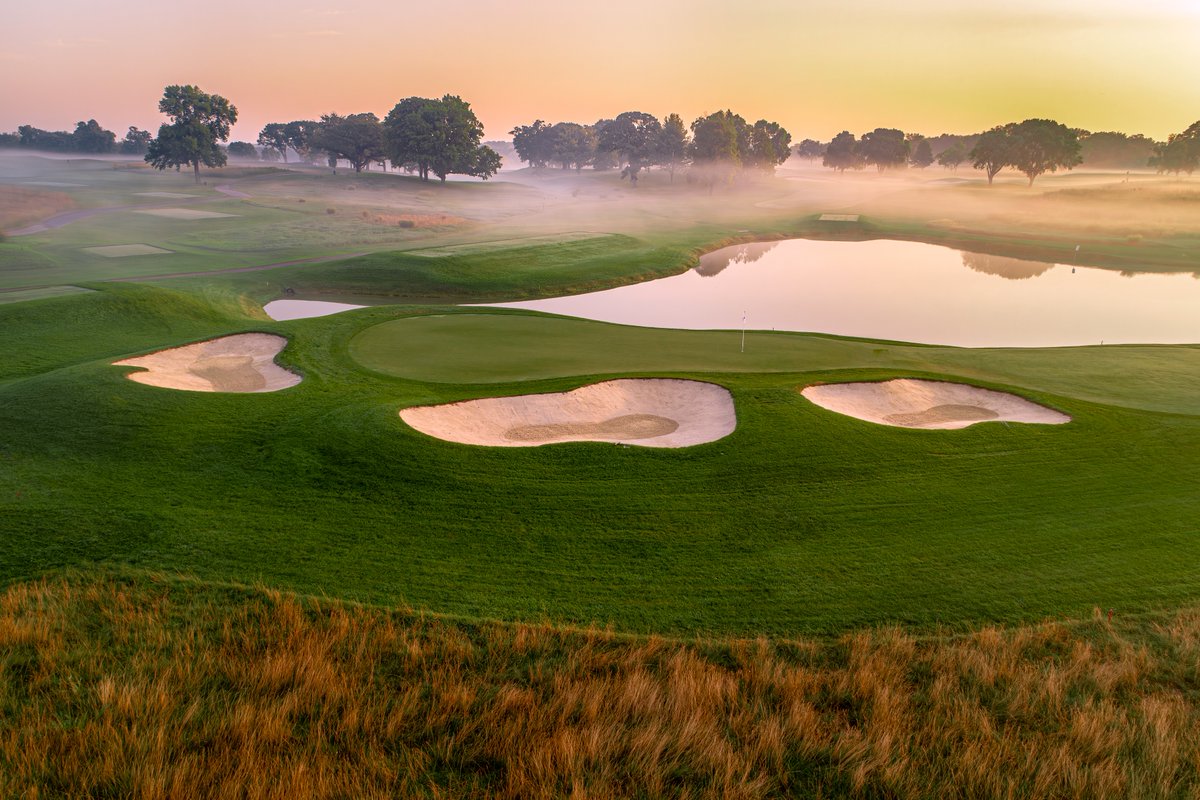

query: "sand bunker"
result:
(135, 192), (198, 199)
(818, 214), (860, 222)
(84, 244), (172, 257)
(114, 333), (300, 393)
(801, 379), (1070, 429)
(400, 379), (736, 447)
(134, 208), (237, 220)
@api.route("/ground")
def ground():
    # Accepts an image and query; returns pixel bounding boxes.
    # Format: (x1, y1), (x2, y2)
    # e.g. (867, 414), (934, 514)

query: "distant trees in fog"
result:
(507, 109), (791, 186)
(309, 113), (384, 173)
(1150, 121), (1199, 176)
(822, 132), (862, 171)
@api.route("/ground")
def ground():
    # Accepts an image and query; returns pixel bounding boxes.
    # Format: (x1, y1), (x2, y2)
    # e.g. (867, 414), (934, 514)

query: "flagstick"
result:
(740, 310), (746, 353)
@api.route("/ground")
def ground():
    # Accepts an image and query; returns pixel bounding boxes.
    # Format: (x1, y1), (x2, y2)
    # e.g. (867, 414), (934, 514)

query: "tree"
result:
(590, 120), (618, 170)
(257, 123), (289, 162)
(312, 113), (383, 173)
(689, 110), (747, 189)
(970, 126), (1011, 185)
(1079, 131), (1157, 169)
(382, 95), (498, 182)
(859, 127), (909, 170)
(72, 120), (115, 153)
(119, 127), (152, 155)
(1006, 118), (1082, 186)
(658, 113), (689, 182)
(597, 111), (662, 187)
(909, 137), (934, 168)
(548, 122), (594, 170)
(795, 139), (825, 161)
(145, 85), (238, 183)
(746, 120), (792, 172)
(285, 120), (319, 163)
(510, 119), (555, 168)
(822, 131), (862, 171)
(1149, 121), (1199, 176)
(936, 143), (967, 170)
(227, 141), (259, 160)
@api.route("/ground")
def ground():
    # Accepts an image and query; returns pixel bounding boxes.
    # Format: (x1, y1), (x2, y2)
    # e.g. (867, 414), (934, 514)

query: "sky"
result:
(2, 0), (1198, 143)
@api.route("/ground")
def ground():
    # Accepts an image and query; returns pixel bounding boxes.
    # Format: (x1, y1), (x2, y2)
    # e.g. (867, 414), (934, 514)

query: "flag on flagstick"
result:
(740, 310), (747, 353)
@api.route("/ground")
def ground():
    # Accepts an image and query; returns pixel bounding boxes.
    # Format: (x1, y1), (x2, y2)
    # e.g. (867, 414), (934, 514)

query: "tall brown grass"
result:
(2, 573), (1198, 799)
(0, 186), (75, 232)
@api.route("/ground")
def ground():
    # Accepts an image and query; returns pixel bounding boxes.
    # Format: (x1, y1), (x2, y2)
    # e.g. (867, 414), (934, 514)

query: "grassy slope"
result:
(2, 288), (1199, 636)
(3, 569), (1199, 799)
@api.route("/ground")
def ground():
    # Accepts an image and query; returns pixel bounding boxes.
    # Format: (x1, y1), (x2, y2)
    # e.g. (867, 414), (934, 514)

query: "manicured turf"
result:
(350, 312), (1200, 414)
(2, 285), (1199, 637)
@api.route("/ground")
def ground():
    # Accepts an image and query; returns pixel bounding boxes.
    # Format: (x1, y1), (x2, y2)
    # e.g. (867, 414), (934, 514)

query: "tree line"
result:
(797, 122), (1198, 183)
(509, 110), (792, 186)
(5, 92), (1197, 184)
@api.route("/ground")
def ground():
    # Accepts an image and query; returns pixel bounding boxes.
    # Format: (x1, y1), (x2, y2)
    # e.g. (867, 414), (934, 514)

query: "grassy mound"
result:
(3, 570), (1197, 799)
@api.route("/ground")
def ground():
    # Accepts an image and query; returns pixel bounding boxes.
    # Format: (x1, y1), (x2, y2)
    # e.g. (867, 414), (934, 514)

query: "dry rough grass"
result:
(2, 574), (1199, 799)
(0, 185), (75, 231)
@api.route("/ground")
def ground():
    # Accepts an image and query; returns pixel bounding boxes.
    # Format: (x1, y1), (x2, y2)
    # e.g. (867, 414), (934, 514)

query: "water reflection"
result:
(484, 238), (1200, 347)
(694, 242), (779, 277)
(960, 252), (1054, 281)
(264, 299), (365, 320)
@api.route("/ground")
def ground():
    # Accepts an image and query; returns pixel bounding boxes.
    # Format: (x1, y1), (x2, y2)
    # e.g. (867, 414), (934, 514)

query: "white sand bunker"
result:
(134, 208), (237, 220)
(401, 379), (736, 448)
(114, 333), (300, 393)
(83, 244), (172, 257)
(801, 379), (1070, 430)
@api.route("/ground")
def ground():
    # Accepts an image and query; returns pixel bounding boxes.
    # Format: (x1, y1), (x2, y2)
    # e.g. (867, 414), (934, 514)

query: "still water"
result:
(485, 239), (1200, 347)
(264, 299), (365, 320)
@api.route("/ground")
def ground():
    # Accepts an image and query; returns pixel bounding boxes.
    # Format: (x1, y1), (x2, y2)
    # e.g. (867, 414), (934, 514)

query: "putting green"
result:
(348, 312), (1200, 414)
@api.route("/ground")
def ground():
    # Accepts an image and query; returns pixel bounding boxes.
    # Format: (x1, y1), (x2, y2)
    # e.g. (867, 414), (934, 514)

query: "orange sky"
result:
(3, 0), (1198, 143)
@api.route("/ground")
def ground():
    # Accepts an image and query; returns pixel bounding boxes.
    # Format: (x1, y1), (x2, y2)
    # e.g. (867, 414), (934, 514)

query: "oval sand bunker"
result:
(401, 379), (736, 447)
(801, 379), (1070, 429)
(114, 333), (301, 393)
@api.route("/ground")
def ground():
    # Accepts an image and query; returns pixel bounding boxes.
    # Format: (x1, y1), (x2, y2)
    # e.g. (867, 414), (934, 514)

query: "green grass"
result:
(350, 312), (1200, 414)
(2, 286), (1199, 637)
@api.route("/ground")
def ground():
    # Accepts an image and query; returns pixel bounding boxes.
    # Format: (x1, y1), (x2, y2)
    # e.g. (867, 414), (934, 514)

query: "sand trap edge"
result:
(800, 378), (1072, 430)
(113, 332), (302, 393)
(400, 378), (737, 448)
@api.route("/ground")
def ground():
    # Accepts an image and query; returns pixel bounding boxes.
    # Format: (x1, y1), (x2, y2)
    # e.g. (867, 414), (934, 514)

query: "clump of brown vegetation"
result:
(0, 186), (75, 231)
(366, 212), (467, 228)
(2, 572), (1199, 799)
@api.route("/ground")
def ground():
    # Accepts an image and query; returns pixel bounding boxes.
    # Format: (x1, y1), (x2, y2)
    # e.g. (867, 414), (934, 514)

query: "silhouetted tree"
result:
(145, 85), (238, 183)
(689, 111), (746, 189)
(1079, 131), (1158, 169)
(1149, 121), (1199, 175)
(859, 127), (909, 170)
(284, 121), (320, 163)
(312, 112), (383, 173)
(970, 126), (1011, 184)
(227, 141), (259, 160)
(1006, 119), (1082, 185)
(658, 113), (689, 181)
(909, 137), (934, 168)
(119, 127), (152, 155)
(822, 131), (862, 171)
(71, 120), (115, 153)
(746, 120), (792, 172)
(548, 122), (594, 170)
(597, 111), (662, 187)
(510, 120), (555, 168)
(795, 138), (825, 161)
(936, 143), (967, 170)
(257, 123), (289, 162)
(383, 96), (499, 181)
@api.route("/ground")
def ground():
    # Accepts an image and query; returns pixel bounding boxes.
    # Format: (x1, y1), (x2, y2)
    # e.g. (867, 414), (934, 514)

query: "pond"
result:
(264, 299), (366, 320)
(484, 239), (1200, 347)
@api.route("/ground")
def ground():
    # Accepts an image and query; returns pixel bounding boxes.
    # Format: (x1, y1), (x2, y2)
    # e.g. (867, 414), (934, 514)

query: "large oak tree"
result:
(145, 85), (237, 183)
